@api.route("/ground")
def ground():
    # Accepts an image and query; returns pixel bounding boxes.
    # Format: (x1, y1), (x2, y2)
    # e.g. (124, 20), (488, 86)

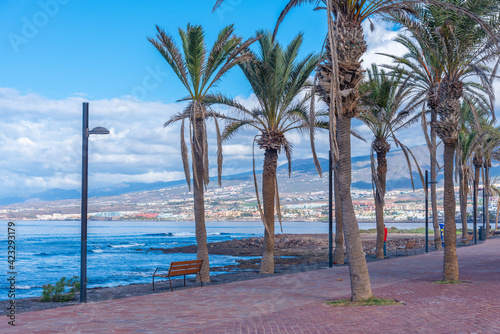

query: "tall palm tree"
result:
(214, 0), (497, 297)
(456, 101), (490, 243)
(148, 24), (258, 281)
(382, 32), (494, 251)
(269, 0), (495, 300)
(400, 0), (499, 281)
(456, 130), (477, 243)
(481, 125), (500, 236)
(269, 0), (426, 302)
(207, 31), (319, 274)
(381, 35), (445, 250)
(358, 64), (420, 259)
(491, 185), (500, 231)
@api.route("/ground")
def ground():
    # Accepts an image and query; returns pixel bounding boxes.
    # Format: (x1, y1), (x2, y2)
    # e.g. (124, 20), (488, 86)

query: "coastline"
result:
(0, 232), (430, 315)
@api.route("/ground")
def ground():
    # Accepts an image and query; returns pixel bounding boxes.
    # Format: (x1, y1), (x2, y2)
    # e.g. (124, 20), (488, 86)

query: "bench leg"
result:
(184, 275), (186, 287)
(169, 277), (173, 291)
(200, 274), (203, 288)
(153, 275), (155, 291)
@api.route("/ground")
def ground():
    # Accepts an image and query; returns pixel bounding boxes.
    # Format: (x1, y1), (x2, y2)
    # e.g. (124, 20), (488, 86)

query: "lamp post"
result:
(483, 188), (485, 232)
(425, 170), (438, 253)
(473, 180), (477, 244)
(81, 102), (109, 303)
(328, 151), (333, 267)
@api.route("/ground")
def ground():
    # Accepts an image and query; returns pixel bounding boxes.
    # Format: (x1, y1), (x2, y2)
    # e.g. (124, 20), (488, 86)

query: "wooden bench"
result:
(153, 259), (203, 291)
(396, 240), (417, 256)
(461, 233), (474, 245)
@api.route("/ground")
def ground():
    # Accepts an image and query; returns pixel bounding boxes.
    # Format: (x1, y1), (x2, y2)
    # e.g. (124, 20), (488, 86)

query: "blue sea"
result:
(0, 220), (431, 300)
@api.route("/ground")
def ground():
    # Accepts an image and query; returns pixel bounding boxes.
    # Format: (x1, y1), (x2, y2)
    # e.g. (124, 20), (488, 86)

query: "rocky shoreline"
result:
(1, 232), (429, 315)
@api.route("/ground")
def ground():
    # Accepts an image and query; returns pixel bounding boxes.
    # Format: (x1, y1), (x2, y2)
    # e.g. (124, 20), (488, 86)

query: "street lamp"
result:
(425, 170), (438, 253)
(81, 102), (109, 303)
(474, 181), (478, 244)
(328, 151), (333, 267)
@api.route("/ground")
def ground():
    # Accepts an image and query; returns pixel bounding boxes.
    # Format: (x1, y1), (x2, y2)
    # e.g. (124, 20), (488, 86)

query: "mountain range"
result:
(2, 144), (498, 206)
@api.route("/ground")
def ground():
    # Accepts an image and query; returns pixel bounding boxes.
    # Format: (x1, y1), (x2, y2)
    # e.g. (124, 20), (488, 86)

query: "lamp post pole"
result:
(81, 102), (89, 303)
(473, 180), (477, 245)
(425, 170), (428, 253)
(425, 170), (438, 253)
(80, 102), (109, 303)
(328, 151), (333, 268)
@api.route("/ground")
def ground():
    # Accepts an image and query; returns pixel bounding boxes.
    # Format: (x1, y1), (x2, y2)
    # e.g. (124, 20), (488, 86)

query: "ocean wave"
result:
(171, 232), (195, 237)
(16, 285), (32, 290)
(109, 243), (145, 249)
(92, 249), (104, 253)
(142, 233), (174, 237)
(35, 252), (51, 256)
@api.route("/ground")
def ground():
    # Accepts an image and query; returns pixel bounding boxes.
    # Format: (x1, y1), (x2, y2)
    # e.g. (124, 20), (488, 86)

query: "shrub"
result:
(41, 276), (80, 302)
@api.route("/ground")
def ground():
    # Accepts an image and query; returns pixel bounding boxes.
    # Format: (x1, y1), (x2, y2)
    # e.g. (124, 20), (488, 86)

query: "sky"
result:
(0, 0), (498, 199)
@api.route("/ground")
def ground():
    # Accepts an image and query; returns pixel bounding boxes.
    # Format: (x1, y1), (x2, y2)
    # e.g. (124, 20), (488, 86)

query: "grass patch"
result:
(326, 297), (401, 307)
(433, 280), (469, 284)
(360, 227), (426, 234)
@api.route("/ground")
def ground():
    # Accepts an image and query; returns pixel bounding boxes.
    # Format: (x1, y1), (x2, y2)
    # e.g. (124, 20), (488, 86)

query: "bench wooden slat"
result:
(169, 268), (201, 276)
(169, 260), (203, 266)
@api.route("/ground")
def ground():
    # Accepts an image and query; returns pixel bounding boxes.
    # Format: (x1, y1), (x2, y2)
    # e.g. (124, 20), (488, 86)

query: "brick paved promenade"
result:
(2, 238), (500, 333)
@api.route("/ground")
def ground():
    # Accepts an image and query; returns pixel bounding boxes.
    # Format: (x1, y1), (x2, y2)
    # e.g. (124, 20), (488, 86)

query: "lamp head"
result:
(89, 127), (110, 135)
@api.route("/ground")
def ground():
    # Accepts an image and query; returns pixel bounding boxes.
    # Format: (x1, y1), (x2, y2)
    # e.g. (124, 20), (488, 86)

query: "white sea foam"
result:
(110, 243), (145, 248)
(171, 232), (195, 237)
(16, 285), (32, 290)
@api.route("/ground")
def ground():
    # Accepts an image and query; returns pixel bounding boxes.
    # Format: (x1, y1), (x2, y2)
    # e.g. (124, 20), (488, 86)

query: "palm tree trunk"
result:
(260, 148), (278, 274)
(443, 143), (459, 281)
(430, 111), (442, 250)
(459, 171), (468, 244)
(337, 116), (372, 301)
(193, 115), (210, 282)
(474, 160), (481, 240)
(375, 148), (388, 259)
(333, 170), (344, 264)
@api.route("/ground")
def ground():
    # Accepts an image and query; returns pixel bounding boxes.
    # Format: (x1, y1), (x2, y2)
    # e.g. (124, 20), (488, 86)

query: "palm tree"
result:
(382, 31), (495, 251)
(148, 24), (258, 281)
(456, 130), (477, 244)
(481, 126), (500, 236)
(456, 101), (491, 243)
(207, 31), (319, 274)
(269, 0), (424, 302)
(358, 64), (419, 259)
(380, 35), (445, 250)
(400, 1), (499, 281)
(491, 185), (500, 231)
(214, 0), (497, 297)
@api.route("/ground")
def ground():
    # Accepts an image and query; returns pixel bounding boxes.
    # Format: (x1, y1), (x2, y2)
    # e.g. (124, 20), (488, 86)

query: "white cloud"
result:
(361, 20), (408, 69)
(0, 89), (189, 198)
(0, 22), (436, 199)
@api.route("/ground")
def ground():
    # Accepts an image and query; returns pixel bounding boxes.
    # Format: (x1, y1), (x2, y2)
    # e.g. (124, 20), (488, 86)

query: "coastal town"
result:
(1, 178), (495, 222)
